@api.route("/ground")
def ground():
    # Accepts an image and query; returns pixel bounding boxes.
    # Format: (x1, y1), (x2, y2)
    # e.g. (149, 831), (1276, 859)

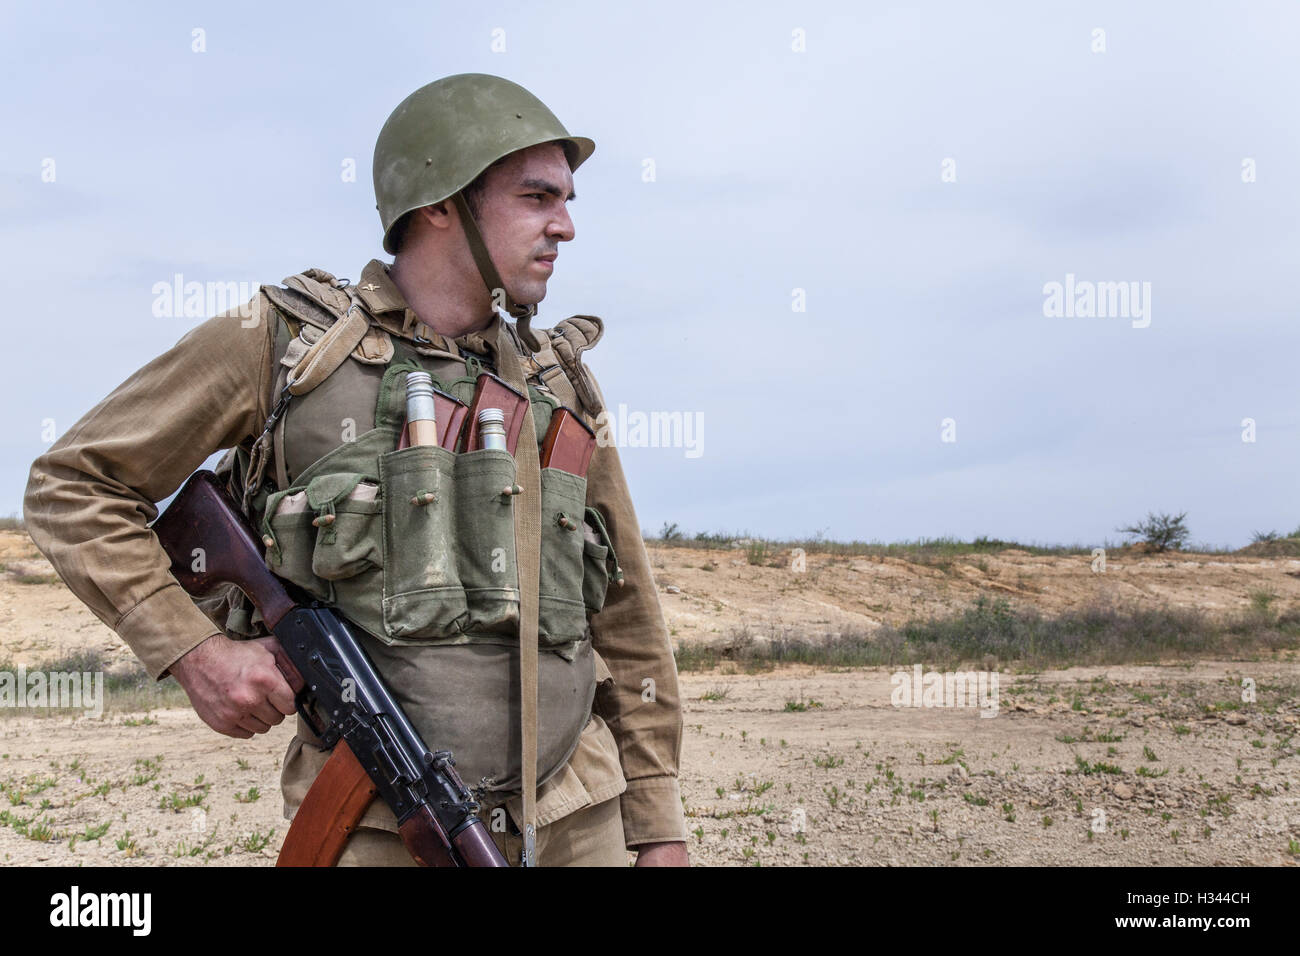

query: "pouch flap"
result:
(306, 472), (365, 511)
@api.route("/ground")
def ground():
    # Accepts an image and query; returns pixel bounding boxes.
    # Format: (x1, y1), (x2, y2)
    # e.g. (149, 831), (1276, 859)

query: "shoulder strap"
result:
(245, 270), (389, 506)
(521, 315), (606, 418)
(491, 322), (545, 866)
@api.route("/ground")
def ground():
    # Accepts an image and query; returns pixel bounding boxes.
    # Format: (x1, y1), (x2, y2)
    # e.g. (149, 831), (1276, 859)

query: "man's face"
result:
(472, 142), (576, 306)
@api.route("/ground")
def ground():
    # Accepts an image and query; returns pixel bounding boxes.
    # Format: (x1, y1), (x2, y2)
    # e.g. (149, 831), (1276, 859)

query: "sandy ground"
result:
(0, 531), (1296, 866)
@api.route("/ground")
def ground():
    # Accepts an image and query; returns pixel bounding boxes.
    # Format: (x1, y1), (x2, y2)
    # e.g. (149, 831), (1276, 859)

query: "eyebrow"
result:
(520, 177), (576, 201)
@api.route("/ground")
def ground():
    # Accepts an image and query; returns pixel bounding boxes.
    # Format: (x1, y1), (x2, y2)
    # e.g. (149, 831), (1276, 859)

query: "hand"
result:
(634, 841), (689, 867)
(169, 633), (300, 739)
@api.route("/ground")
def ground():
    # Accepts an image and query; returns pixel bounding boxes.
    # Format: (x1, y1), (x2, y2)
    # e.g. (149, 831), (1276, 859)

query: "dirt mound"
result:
(1236, 538), (1300, 558)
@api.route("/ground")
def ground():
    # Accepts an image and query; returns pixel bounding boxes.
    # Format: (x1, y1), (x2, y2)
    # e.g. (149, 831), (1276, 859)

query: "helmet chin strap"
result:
(450, 191), (544, 350)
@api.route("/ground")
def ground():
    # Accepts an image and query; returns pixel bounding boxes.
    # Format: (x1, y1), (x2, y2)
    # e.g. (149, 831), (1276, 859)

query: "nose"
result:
(548, 202), (575, 243)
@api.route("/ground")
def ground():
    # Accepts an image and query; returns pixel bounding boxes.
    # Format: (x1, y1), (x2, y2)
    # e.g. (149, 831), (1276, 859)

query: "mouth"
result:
(533, 255), (556, 271)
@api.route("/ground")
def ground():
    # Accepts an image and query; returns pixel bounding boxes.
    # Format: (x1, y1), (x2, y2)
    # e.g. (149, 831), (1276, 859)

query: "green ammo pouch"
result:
(305, 472), (382, 580)
(258, 343), (613, 651)
(452, 447), (521, 637)
(262, 486), (330, 602)
(536, 466), (589, 646)
(378, 443), (468, 640)
(581, 505), (620, 615)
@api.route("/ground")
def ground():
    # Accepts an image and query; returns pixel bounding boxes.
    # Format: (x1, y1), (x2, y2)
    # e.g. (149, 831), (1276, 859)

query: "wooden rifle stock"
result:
(154, 471), (297, 631)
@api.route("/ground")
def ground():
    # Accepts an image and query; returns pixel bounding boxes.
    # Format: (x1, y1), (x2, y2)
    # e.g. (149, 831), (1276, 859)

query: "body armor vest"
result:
(210, 268), (619, 795)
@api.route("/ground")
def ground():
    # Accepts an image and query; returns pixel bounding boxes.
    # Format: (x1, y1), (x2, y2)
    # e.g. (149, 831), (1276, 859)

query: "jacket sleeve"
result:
(582, 371), (688, 847)
(23, 297), (276, 680)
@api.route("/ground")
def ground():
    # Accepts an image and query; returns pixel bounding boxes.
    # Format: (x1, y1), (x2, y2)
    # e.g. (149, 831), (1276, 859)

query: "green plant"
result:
(81, 822), (110, 841)
(238, 828), (275, 853)
(1118, 511), (1189, 552)
(1075, 756), (1122, 776)
(659, 522), (683, 541)
(159, 787), (208, 812)
(1248, 589), (1278, 615)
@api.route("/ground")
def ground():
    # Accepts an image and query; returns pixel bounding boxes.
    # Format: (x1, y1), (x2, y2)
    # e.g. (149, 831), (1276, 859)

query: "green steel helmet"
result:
(373, 73), (595, 255)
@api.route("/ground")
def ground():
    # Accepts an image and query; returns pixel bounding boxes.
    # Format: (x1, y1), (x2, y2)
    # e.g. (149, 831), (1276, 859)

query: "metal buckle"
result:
(460, 347), (496, 375)
(260, 382), (294, 440)
(521, 823), (537, 867)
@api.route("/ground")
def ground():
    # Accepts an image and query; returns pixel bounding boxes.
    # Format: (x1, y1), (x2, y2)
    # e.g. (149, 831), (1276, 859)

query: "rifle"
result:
(151, 470), (507, 868)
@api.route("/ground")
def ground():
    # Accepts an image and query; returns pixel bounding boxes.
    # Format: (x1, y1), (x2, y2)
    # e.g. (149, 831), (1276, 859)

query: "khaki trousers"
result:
(337, 794), (630, 867)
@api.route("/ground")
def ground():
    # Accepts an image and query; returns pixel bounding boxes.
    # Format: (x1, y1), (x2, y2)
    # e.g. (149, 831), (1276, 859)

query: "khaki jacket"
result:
(23, 259), (687, 848)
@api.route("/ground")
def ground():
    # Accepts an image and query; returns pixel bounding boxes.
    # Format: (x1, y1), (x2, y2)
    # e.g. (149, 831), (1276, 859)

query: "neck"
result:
(389, 241), (497, 340)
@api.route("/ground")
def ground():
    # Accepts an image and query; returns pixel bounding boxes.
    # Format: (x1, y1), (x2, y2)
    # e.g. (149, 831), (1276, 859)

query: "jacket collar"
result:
(353, 258), (509, 360)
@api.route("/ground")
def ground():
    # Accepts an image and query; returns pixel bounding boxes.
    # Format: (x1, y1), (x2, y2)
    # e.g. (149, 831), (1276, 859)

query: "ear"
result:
(418, 201), (454, 230)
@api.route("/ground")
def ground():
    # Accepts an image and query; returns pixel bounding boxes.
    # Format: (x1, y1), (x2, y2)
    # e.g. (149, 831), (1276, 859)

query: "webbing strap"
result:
(450, 191), (538, 326)
(286, 295), (370, 396)
(249, 292), (373, 496)
(271, 364), (292, 491)
(493, 319), (541, 867)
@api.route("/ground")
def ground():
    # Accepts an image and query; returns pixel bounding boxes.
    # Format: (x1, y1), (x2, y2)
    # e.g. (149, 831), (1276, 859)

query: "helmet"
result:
(373, 73), (595, 256)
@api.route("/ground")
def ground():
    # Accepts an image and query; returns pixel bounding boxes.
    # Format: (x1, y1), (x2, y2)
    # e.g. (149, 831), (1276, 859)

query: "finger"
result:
(253, 637), (305, 693)
(200, 709), (252, 740)
(249, 663), (298, 717)
(250, 698), (286, 728)
(267, 680), (297, 717)
(237, 714), (273, 736)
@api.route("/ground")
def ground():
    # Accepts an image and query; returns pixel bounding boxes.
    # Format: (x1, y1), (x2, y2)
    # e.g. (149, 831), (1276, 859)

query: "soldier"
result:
(23, 73), (689, 867)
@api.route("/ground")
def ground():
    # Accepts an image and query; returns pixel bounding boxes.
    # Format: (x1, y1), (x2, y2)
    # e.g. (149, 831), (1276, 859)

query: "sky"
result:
(1, 0), (1296, 549)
